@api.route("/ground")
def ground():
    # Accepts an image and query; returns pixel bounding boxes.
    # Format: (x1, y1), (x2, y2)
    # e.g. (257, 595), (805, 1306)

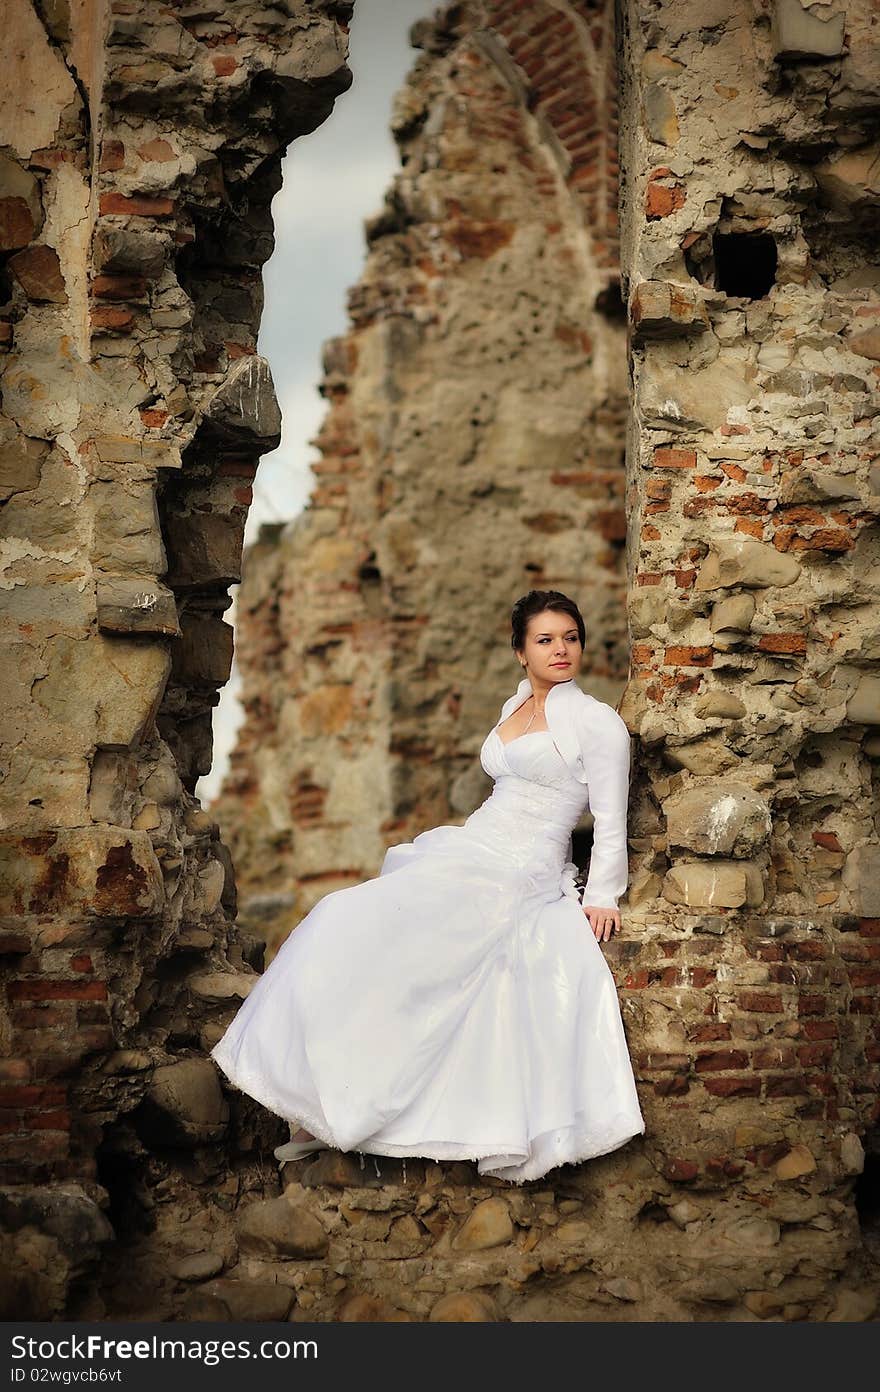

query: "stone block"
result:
(137, 1058), (229, 1148)
(451, 1196), (513, 1250)
(200, 355), (282, 447)
(846, 675), (880, 724)
(163, 512), (244, 589)
(169, 615), (234, 686)
(770, 0), (845, 61)
(696, 539), (801, 590)
(238, 1194), (329, 1259)
(96, 574), (180, 636)
(0, 825), (164, 917)
(631, 279), (708, 339)
(662, 859), (765, 908)
(664, 781), (771, 857)
(90, 480), (166, 572)
(0, 421), (50, 497)
(710, 594), (756, 633)
(8, 244), (67, 303)
(842, 843), (880, 915)
(34, 635), (171, 750)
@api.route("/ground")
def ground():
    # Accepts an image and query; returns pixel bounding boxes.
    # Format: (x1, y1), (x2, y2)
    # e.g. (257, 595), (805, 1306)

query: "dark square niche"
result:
(712, 230), (778, 300)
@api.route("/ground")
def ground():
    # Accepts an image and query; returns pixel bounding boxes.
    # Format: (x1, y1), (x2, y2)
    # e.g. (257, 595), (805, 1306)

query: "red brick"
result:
(8, 244), (67, 303)
(687, 1023), (731, 1043)
(812, 831), (843, 853)
(645, 182), (686, 219)
(738, 992), (784, 1013)
(748, 941), (785, 962)
(663, 645), (713, 667)
(848, 968), (880, 987)
(800, 1019), (838, 1040)
(695, 1050), (749, 1072)
(703, 1076), (761, 1097)
(0, 1084), (65, 1107)
(211, 54), (238, 76)
(91, 273), (147, 300)
(663, 1157), (699, 1182)
(786, 940), (830, 961)
(859, 919), (880, 937)
(0, 933), (31, 954)
(654, 1076), (689, 1096)
(652, 447), (696, 469)
(99, 139), (125, 171)
(765, 1075), (808, 1097)
(0, 196), (36, 252)
(7, 979), (107, 1001)
(752, 1045), (796, 1069)
(90, 306), (134, 331)
(0, 1059), (31, 1082)
(99, 193), (174, 217)
(29, 1109), (71, 1131)
(798, 994), (828, 1015)
(757, 634), (808, 655)
(849, 996), (877, 1014)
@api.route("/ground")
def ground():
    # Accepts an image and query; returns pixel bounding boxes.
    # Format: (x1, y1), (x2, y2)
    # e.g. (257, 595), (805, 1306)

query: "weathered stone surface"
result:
(137, 1059), (229, 1148)
(172, 1252), (224, 1282)
(201, 1280), (294, 1322)
(238, 1194), (329, 1259)
(429, 1291), (499, 1321)
(662, 860), (765, 908)
(451, 1197), (513, 1251)
(770, 0), (846, 61)
(846, 675), (880, 725)
(664, 781), (771, 857)
(695, 541), (801, 591)
(0, 825), (165, 916)
(631, 280), (708, 339)
(96, 576), (180, 636)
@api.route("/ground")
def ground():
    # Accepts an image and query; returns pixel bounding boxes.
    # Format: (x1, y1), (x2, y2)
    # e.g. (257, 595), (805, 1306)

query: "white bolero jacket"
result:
(495, 675), (632, 911)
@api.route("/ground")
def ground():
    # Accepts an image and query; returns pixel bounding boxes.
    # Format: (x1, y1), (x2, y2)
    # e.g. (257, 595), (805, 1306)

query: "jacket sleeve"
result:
(578, 706), (632, 910)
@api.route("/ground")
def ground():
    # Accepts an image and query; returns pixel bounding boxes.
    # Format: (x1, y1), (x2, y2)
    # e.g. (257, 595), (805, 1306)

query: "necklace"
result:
(521, 694), (546, 735)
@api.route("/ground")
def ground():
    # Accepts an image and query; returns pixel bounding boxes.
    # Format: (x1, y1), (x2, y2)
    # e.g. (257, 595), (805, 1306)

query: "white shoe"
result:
(273, 1135), (329, 1163)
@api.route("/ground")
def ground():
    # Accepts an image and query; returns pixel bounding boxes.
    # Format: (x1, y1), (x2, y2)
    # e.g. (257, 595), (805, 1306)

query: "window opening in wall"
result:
(712, 230), (778, 300)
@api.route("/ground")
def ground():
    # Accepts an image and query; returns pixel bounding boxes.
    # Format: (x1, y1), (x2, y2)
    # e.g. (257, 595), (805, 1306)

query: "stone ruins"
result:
(1, 0), (878, 1323)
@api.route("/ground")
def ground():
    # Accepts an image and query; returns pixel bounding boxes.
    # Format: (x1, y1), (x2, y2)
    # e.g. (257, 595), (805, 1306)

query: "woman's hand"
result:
(582, 904), (620, 942)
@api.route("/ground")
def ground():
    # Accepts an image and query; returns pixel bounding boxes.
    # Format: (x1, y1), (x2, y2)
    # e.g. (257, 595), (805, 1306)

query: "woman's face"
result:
(517, 610), (583, 683)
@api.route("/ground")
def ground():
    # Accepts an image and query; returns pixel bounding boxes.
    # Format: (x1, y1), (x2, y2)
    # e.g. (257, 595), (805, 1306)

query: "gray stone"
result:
(429, 1291), (499, 1321)
(664, 781), (771, 857)
(710, 594), (755, 633)
(770, 0), (846, 61)
(846, 676), (880, 725)
(138, 1058), (229, 1148)
(90, 481), (166, 574)
(662, 860), (765, 908)
(238, 1195), (329, 1260)
(96, 575), (180, 636)
(696, 540), (801, 591)
(201, 1279), (295, 1322)
(172, 1252), (225, 1282)
(451, 1197), (514, 1251)
(631, 280), (708, 339)
(201, 355), (282, 446)
(693, 690), (747, 719)
(842, 843), (880, 916)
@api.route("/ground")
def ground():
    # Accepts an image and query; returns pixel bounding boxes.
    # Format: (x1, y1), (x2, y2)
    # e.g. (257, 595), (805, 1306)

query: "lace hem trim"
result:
(210, 1038), (645, 1187)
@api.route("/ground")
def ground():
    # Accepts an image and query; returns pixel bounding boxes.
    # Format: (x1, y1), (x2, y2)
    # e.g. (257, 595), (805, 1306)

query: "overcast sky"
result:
(198, 1), (434, 804)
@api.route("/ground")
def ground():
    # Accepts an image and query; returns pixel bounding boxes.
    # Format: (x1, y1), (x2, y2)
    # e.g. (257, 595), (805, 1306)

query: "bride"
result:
(210, 589), (645, 1184)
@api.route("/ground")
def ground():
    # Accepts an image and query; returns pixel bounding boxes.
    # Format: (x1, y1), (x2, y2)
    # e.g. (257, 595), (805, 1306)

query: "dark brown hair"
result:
(510, 590), (586, 655)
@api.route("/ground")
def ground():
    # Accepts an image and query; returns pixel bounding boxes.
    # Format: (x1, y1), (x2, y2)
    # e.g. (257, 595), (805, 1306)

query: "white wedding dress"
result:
(210, 721), (645, 1183)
